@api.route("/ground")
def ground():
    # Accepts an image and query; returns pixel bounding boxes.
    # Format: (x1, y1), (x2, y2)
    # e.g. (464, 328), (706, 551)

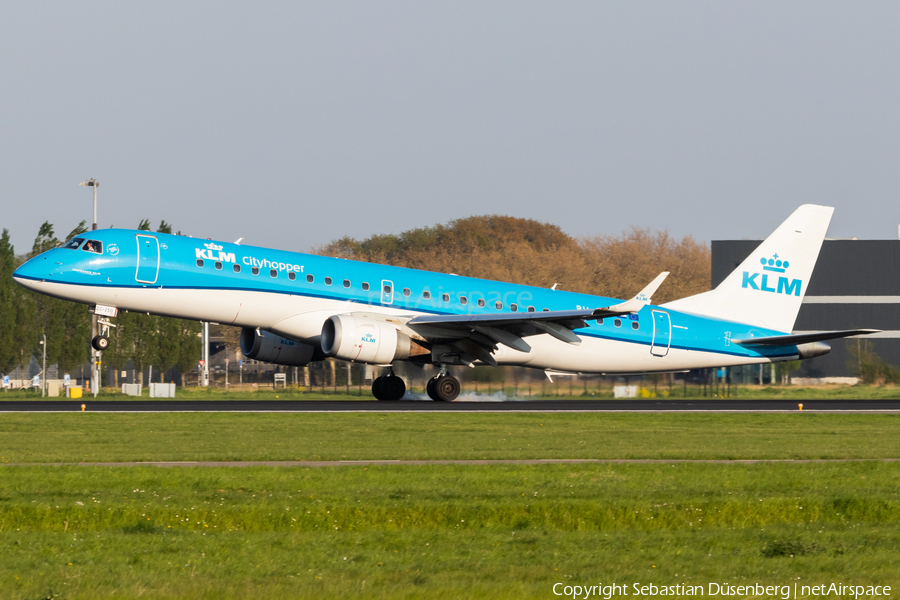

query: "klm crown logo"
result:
(741, 253), (801, 296)
(761, 255), (789, 273)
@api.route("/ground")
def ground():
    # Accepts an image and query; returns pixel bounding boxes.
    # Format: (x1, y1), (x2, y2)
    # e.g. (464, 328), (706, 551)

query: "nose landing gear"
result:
(91, 317), (116, 352)
(91, 335), (110, 351)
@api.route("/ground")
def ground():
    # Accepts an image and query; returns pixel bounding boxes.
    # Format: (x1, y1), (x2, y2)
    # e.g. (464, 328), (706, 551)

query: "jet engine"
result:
(240, 327), (319, 366)
(321, 315), (424, 364)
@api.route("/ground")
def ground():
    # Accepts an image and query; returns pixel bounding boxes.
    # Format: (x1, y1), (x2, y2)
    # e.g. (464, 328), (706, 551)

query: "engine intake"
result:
(321, 315), (417, 364)
(240, 327), (319, 366)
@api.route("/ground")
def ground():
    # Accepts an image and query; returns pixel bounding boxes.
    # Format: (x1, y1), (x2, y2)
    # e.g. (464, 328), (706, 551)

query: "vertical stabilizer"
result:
(663, 204), (833, 332)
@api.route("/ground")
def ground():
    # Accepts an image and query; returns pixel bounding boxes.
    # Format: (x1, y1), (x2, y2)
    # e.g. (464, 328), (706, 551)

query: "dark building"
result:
(712, 239), (900, 379)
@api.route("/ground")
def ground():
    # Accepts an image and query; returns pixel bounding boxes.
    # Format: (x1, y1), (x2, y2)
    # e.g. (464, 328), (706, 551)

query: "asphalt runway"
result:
(1, 399), (900, 412)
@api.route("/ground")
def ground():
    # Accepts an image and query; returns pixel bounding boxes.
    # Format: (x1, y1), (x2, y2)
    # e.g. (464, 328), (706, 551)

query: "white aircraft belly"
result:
(496, 333), (775, 373)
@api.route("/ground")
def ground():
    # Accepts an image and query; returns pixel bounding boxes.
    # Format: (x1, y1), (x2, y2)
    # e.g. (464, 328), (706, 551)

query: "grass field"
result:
(2, 413), (899, 599)
(1, 412), (900, 463)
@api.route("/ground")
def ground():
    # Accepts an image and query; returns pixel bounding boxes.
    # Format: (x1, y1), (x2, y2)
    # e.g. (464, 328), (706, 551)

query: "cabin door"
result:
(650, 310), (671, 357)
(135, 235), (160, 284)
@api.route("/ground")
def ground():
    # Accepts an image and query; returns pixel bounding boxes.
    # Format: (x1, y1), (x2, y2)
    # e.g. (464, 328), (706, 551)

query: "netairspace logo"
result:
(551, 581), (891, 599)
(742, 254), (801, 296)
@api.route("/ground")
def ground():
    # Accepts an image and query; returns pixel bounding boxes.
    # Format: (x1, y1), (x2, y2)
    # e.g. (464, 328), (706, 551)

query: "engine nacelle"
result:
(240, 327), (318, 366)
(320, 315), (414, 364)
(797, 341), (831, 359)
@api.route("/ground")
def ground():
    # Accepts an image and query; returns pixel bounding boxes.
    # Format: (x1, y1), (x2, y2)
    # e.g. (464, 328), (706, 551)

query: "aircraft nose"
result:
(12, 255), (52, 287)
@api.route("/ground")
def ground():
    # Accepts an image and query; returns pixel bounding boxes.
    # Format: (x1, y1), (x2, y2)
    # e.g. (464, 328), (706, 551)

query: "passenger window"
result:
(82, 240), (102, 254)
(270, 269), (278, 278)
(403, 288), (410, 297)
(614, 319), (622, 328)
(233, 264), (241, 273)
(384, 285), (392, 294)
(343, 279), (351, 288)
(477, 299), (485, 307)
(362, 282), (369, 291)
(325, 277), (333, 286)
(252, 267), (259, 275)
(288, 272), (296, 281)
(442, 293), (450, 302)
(543, 308), (550, 312)
(423, 290), (431, 299)
(495, 301), (502, 310)
(214, 262), (222, 270)
(527, 306), (535, 312)
(597, 318), (604, 325)
(460, 296), (468, 305)
(632, 321), (639, 330)
(307, 274), (314, 283)
(511, 303), (518, 312)
(196, 259), (204, 268)
(63, 238), (84, 250)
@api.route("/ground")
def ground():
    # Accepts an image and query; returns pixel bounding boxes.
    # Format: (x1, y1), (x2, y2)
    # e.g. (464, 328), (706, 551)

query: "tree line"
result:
(0, 220), (200, 386)
(317, 215), (712, 303)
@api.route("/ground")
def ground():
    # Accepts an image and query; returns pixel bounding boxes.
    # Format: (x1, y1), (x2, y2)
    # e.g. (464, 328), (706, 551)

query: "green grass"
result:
(3, 463), (900, 599)
(3, 413), (900, 598)
(2, 412), (900, 463)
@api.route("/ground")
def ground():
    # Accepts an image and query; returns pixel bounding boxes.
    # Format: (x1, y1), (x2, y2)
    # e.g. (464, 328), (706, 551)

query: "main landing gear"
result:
(424, 365), (460, 402)
(372, 371), (407, 401)
(426, 374), (460, 402)
(370, 367), (462, 402)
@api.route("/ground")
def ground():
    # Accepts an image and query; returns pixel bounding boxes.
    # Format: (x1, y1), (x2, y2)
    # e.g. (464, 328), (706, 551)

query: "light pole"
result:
(79, 178), (100, 397)
(78, 178), (99, 231)
(39, 334), (46, 398)
(202, 322), (209, 387)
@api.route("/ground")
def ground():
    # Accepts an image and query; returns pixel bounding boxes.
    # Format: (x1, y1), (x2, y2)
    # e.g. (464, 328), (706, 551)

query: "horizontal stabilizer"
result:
(733, 329), (879, 347)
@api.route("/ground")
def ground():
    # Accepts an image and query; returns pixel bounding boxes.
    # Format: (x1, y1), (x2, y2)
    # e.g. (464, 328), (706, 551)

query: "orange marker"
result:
(81, 403), (86, 412)
(798, 403), (803, 411)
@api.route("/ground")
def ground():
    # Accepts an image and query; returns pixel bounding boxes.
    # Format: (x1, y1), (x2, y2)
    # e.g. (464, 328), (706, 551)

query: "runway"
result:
(2, 399), (900, 412)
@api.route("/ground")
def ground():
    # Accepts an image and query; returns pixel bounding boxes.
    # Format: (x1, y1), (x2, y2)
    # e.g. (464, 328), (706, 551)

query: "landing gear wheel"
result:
(432, 375), (460, 402)
(426, 377), (438, 401)
(371, 377), (384, 400)
(380, 375), (406, 401)
(91, 335), (110, 351)
(372, 375), (406, 401)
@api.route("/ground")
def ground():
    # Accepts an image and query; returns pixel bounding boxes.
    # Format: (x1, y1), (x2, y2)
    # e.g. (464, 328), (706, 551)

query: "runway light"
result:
(799, 403), (803, 411)
(81, 404), (86, 412)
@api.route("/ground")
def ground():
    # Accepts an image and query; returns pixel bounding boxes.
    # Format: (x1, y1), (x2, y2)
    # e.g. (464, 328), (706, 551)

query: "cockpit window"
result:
(82, 240), (103, 254)
(63, 238), (84, 250)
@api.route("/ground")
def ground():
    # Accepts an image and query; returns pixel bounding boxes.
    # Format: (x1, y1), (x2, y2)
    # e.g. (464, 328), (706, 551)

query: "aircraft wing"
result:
(405, 273), (669, 359)
(733, 329), (879, 347)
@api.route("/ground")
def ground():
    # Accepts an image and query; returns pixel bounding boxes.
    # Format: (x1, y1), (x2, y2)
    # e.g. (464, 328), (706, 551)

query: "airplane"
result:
(13, 204), (876, 401)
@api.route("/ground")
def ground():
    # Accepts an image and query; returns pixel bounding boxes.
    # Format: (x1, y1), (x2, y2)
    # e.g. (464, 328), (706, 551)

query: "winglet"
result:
(598, 272), (669, 314)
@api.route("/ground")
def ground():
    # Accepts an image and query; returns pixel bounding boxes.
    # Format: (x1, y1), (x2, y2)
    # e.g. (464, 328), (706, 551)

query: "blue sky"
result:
(3, 2), (899, 253)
